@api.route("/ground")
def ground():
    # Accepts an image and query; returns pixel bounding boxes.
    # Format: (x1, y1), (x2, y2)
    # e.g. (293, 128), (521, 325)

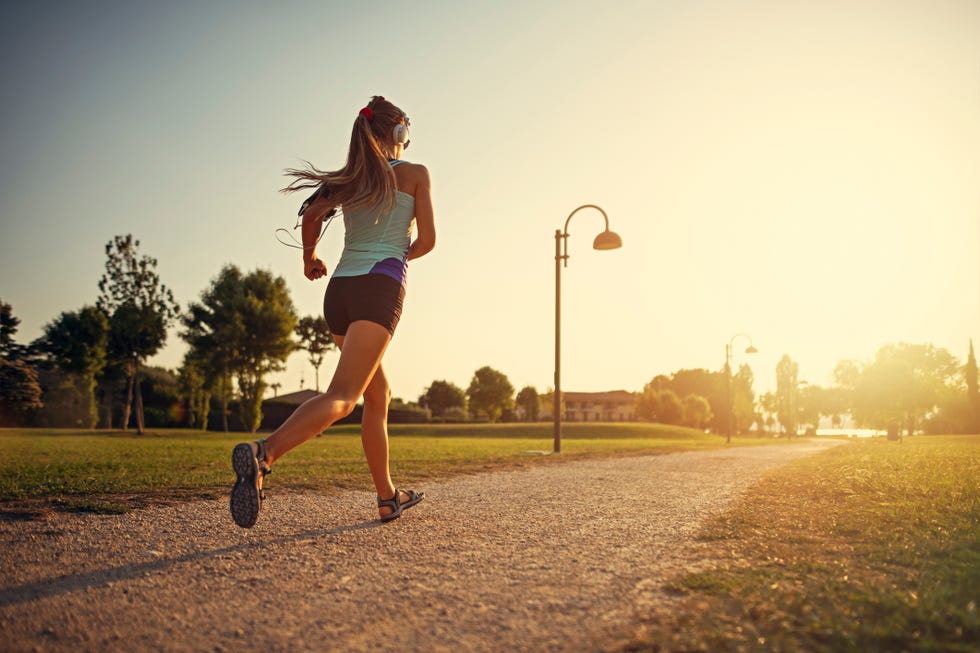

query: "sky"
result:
(1, 0), (978, 404)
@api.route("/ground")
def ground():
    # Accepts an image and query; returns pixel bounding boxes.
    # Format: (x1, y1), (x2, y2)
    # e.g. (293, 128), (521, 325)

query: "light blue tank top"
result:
(332, 160), (416, 285)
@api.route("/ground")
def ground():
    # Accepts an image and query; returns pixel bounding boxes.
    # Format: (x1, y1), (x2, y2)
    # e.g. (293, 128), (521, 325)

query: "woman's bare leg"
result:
(361, 363), (405, 516)
(260, 321), (391, 465)
(327, 335), (411, 518)
(361, 363), (393, 495)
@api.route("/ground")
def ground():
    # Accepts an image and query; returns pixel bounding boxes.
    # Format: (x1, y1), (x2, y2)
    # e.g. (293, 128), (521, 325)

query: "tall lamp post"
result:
(725, 333), (758, 444)
(554, 205), (622, 454)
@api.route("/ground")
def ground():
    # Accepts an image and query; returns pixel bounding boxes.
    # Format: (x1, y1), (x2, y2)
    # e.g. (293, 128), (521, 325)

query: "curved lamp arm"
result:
(729, 332), (758, 354)
(558, 204), (621, 267)
(563, 204), (610, 235)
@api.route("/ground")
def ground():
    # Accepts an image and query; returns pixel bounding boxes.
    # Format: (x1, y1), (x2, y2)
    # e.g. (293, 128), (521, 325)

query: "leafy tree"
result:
(178, 352), (210, 430)
(94, 355), (127, 429)
(635, 386), (658, 421)
(139, 365), (181, 427)
(441, 406), (469, 422)
(682, 394), (713, 429)
(0, 359), (43, 425)
(635, 383), (684, 425)
(657, 388), (684, 425)
(182, 266), (297, 433)
(33, 306), (108, 428)
(660, 368), (727, 432)
(775, 354), (799, 437)
(182, 266), (245, 432)
(757, 391), (778, 436)
(419, 380), (467, 418)
(851, 343), (960, 435)
(731, 364), (756, 435)
(801, 384), (849, 430)
(515, 386), (540, 421)
(797, 383), (822, 432)
(1, 300), (23, 360)
(466, 366), (514, 422)
(833, 359), (860, 389)
(295, 316), (335, 392)
(97, 235), (180, 434)
(235, 270), (297, 432)
(0, 301), (42, 425)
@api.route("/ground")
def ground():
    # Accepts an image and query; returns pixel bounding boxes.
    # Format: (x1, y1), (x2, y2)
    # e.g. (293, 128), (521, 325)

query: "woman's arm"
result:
(301, 196), (334, 280)
(407, 165), (435, 261)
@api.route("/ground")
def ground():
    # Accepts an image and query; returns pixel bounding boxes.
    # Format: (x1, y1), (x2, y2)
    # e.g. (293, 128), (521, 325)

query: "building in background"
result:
(536, 390), (637, 422)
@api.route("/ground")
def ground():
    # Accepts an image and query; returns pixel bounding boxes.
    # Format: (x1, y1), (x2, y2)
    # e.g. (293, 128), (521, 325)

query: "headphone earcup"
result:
(392, 123), (408, 145)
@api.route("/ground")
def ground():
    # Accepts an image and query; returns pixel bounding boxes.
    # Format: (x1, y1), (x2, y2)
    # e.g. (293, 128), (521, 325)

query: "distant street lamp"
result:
(725, 333), (758, 444)
(554, 205), (622, 454)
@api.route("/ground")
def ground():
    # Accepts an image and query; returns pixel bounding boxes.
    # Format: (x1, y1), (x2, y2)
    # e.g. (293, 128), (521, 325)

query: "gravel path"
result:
(0, 439), (844, 652)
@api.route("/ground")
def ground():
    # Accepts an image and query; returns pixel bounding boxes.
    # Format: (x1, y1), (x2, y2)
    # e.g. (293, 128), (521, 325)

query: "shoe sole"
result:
(230, 443), (260, 528)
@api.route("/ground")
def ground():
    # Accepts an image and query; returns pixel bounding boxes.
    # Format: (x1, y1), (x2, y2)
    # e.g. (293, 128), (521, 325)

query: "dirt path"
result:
(0, 439), (844, 652)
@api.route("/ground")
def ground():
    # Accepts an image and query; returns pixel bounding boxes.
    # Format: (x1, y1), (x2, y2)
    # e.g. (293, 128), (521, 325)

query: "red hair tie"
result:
(359, 107), (374, 121)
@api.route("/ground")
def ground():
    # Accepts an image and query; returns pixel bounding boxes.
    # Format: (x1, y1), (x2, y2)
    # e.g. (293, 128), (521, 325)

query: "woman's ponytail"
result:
(283, 96), (406, 215)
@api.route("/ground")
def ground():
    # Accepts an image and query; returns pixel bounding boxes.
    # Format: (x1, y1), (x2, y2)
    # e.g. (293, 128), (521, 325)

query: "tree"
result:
(1, 300), (23, 360)
(178, 352), (210, 430)
(0, 360), (43, 425)
(658, 368), (727, 432)
(0, 301), (42, 425)
(804, 385), (849, 430)
(656, 389), (684, 425)
(731, 364), (756, 436)
(182, 266), (297, 433)
(682, 394), (713, 429)
(797, 383), (822, 433)
(757, 391), (777, 436)
(419, 380), (467, 418)
(775, 354), (799, 437)
(634, 382), (684, 425)
(515, 386), (540, 421)
(296, 316), (335, 392)
(635, 388), (657, 421)
(182, 266), (243, 432)
(235, 270), (297, 432)
(466, 366), (514, 422)
(851, 343), (960, 435)
(33, 306), (108, 428)
(833, 359), (860, 389)
(97, 235), (180, 434)
(139, 366), (181, 427)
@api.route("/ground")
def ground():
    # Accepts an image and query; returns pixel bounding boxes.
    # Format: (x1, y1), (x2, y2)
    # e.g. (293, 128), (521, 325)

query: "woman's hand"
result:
(304, 255), (327, 281)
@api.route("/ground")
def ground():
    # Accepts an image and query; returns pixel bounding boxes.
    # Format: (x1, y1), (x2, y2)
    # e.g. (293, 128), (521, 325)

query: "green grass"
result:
(0, 423), (773, 510)
(621, 435), (980, 653)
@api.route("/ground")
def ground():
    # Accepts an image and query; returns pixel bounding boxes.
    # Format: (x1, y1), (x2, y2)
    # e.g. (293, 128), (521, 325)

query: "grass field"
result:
(0, 422), (774, 514)
(620, 434), (980, 653)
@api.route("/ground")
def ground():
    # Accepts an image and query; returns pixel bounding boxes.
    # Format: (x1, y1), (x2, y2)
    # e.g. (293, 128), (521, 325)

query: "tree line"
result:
(631, 343), (980, 437)
(0, 235), (317, 432)
(2, 234), (978, 435)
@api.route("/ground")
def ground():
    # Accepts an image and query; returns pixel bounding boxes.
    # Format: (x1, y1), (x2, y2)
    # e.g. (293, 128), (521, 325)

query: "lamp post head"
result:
(593, 229), (622, 251)
(745, 345), (759, 354)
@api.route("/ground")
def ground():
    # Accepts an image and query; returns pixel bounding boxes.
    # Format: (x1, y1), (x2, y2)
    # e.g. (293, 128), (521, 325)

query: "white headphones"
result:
(393, 117), (410, 149)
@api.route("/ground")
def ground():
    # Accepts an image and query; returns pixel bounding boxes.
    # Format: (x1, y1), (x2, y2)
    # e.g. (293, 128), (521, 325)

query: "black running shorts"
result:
(322, 274), (405, 336)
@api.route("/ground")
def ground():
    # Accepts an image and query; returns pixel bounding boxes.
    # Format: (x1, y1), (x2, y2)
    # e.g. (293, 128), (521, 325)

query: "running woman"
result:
(230, 96), (435, 528)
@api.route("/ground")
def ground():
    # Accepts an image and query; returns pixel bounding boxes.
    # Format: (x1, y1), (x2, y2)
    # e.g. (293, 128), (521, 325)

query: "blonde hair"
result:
(282, 96), (407, 213)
